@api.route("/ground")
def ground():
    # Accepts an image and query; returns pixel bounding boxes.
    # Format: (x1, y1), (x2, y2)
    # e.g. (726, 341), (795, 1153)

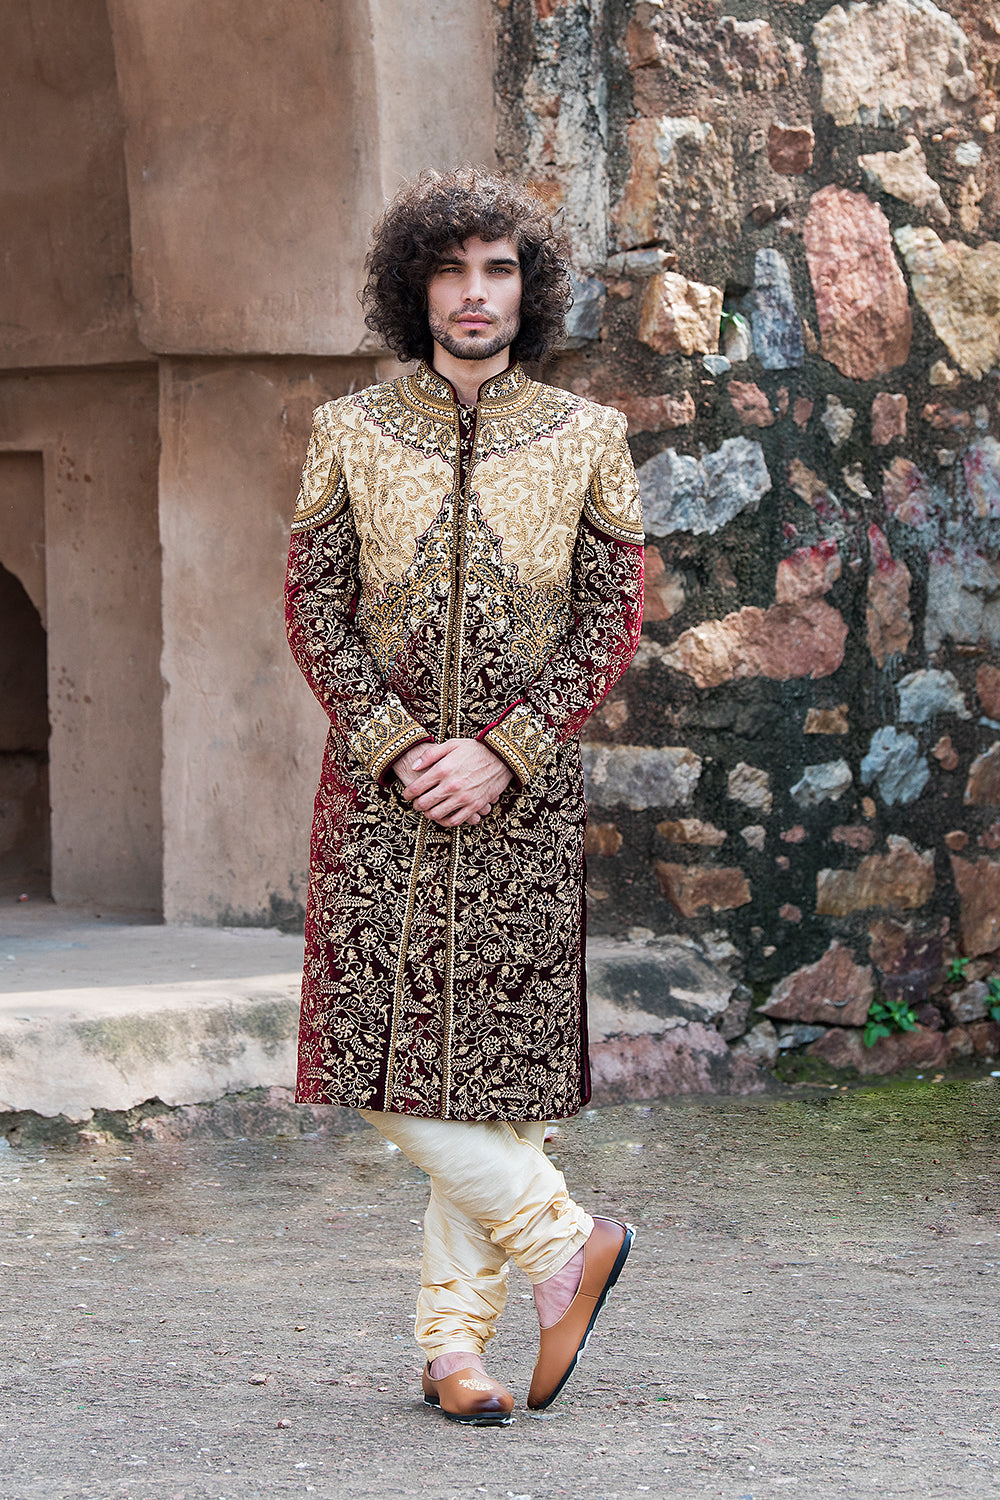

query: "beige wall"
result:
(0, 371), (162, 910)
(0, 0), (144, 369)
(106, 0), (498, 356)
(158, 357), (375, 924)
(2, 0), (500, 920)
(0, 453), (47, 624)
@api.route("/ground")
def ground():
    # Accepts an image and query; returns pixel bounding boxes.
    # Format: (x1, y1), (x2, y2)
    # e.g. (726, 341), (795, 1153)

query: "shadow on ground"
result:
(2, 1082), (999, 1499)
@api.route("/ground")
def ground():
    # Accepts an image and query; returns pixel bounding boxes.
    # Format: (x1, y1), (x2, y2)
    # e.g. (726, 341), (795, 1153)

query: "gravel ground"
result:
(2, 1080), (999, 1500)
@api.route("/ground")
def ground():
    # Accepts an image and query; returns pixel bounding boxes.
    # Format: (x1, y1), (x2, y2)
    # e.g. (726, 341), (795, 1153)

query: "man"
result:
(286, 168), (644, 1425)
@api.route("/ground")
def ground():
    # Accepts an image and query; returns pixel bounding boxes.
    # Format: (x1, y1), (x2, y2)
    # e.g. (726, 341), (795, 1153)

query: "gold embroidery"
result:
(287, 362), (645, 1122)
(291, 403), (350, 532)
(583, 413), (645, 545)
(483, 702), (556, 786)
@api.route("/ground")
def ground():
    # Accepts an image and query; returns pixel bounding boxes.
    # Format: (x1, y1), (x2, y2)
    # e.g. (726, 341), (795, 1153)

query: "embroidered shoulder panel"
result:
(291, 400), (351, 533)
(583, 410), (645, 546)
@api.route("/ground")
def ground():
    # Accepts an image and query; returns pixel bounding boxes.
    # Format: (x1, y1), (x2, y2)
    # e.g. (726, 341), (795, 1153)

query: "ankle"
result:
(533, 1245), (585, 1329)
(428, 1350), (486, 1381)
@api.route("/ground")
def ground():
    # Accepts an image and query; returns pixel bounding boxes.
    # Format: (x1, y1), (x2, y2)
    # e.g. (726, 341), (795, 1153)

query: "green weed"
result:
(864, 997), (918, 1048)
(986, 976), (1000, 1022)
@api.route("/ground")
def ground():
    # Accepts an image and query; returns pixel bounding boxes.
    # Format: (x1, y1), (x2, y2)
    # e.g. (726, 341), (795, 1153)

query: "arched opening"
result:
(0, 561), (50, 895)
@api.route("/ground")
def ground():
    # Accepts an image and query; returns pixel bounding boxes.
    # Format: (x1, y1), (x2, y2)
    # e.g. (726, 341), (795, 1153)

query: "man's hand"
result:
(394, 738), (512, 827)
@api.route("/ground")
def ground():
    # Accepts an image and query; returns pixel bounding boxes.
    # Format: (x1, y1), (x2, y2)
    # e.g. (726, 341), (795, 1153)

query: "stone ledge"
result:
(0, 909), (771, 1130)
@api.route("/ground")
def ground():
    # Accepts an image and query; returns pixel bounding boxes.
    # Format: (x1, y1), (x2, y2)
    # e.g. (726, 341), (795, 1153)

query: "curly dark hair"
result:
(361, 167), (573, 364)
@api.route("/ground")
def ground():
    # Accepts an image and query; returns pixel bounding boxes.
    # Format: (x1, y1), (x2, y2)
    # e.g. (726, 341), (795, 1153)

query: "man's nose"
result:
(462, 272), (487, 302)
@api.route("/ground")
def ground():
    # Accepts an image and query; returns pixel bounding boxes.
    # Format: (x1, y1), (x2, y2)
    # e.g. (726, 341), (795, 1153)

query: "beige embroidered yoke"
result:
(286, 361), (644, 1122)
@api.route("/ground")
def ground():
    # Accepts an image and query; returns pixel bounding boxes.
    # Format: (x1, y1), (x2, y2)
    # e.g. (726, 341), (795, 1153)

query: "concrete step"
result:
(1, 902), (765, 1130)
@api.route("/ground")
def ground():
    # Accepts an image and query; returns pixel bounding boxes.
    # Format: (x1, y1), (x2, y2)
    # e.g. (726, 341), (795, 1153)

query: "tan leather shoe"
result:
(421, 1364), (515, 1426)
(527, 1216), (634, 1411)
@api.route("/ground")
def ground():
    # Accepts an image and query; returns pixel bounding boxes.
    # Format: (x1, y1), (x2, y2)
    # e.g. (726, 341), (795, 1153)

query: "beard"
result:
(429, 309), (519, 362)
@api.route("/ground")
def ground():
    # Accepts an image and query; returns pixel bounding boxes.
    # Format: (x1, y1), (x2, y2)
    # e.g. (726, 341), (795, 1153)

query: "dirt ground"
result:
(2, 1080), (999, 1500)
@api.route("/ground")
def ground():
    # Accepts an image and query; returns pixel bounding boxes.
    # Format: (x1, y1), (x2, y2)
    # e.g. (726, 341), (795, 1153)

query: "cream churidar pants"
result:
(359, 1110), (594, 1360)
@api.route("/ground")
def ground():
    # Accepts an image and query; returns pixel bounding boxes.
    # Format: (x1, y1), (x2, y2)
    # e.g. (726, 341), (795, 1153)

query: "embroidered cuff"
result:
(480, 702), (555, 788)
(347, 695), (431, 784)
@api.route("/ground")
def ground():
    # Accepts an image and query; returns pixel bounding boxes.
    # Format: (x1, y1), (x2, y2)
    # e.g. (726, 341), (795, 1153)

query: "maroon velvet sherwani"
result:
(286, 361), (644, 1122)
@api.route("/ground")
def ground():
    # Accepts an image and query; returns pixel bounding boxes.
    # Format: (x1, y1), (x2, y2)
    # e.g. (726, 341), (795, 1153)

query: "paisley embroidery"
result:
(285, 362), (645, 1122)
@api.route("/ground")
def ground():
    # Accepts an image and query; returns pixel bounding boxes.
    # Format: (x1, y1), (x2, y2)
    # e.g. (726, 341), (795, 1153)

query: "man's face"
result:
(426, 236), (523, 363)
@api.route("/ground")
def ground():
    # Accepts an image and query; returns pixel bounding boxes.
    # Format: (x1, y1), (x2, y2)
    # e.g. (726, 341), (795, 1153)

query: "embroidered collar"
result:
(403, 360), (533, 420)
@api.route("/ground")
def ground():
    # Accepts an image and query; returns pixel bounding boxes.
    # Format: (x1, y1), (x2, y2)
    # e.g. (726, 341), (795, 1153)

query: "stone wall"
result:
(498, 0), (1000, 1065)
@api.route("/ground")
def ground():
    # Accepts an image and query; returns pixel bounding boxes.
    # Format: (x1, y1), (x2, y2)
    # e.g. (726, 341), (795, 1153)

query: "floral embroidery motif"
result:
(286, 362), (644, 1122)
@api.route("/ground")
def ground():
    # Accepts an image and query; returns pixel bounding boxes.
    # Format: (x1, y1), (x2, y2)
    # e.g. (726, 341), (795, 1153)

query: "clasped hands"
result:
(393, 738), (512, 827)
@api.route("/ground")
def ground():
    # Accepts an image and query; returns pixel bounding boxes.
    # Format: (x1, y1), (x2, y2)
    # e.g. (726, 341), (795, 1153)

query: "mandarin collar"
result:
(410, 359), (529, 411)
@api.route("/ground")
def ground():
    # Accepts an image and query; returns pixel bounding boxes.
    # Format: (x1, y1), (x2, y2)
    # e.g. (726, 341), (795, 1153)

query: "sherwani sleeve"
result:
(478, 410), (645, 787)
(285, 405), (431, 783)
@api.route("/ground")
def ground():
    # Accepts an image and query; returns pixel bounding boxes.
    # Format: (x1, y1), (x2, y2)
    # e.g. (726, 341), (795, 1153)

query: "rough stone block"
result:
(805, 705), (849, 735)
(638, 271), (723, 356)
(655, 862), (751, 917)
(587, 937), (736, 1034)
(612, 115), (739, 251)
(776, 542), (841, 604)
(790, 760), (853, 808)
(728, 380), (774, 427)
(946, 1025), (975, 1058)
(604, 391), (695, 435)
(589, 1023), (765, 1102)
(662, 599), (848, 689)
(821, 394), (857, 446)
(964, 744), (1000, 806)
(816, 836), (935, 916)
(812, 0), (975, 128)
(768, 121), (814, 175)
(563, 273), (607, 346)
(642, 547), (686, 623)
(894, 227), (1000, 380)
(964, 439), (1000, 520)
(657, 818), (727, 847)
(859, 136), (950, 224)
(977, 664), (1000, 720)
(804, 187), (911, 380)
(950, 853), (1000, 957)
(762, 941), (874, 1027)
(871, 393), (908, 446)
(639, 436), (771, 538)
(727, 763), (772, 814)
(948, 981), (989, 1026)
(581, 745), (702, 811)
(934, 738), (960, 772)
(808, 1024), (951, 1075)
(869, 916), (946, 1008)
(965, 1020), (1000, 1058)
(732, 1018), (780, 1068)
(861, 726), (929, 807)
(867, 527), (913, 668)
(584, 822), (622, 857)
(925, 548), (1000, 654)
(717, 988), (752, 1040)
(897, 669), (969, 725)
(750, 249), (805, 370)
(881, 457), (931, 525)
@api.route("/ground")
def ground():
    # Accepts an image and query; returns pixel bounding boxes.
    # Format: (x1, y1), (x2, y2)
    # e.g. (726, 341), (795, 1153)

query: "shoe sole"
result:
(527, 1221), (635, 1412)
(423, 1394), (515, 1427)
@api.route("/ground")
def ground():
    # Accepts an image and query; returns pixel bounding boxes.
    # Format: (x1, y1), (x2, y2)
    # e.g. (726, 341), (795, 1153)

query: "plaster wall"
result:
(0, 372), (162, 910)
(0, 453), (47, 625)
(106, 0), (497, 357)
(0, 0), (144, 369)
(157, 358), (374, 925)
